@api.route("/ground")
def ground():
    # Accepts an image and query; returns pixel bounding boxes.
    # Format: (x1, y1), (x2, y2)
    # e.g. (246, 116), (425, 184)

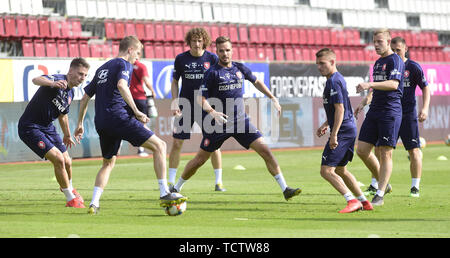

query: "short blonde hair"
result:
(315, 48), (336, 59)
(373, 29), (391, 39)
(119, 35), (142, 53)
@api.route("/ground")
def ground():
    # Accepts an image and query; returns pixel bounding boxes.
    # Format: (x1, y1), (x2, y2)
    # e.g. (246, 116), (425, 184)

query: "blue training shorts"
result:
(398, 113), (421, 150)
(18, 123), (66, 159)
(358, 111), (402, 148)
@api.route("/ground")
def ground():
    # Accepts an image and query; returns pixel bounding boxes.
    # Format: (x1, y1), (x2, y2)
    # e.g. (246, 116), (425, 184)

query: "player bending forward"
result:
(74, 36), (186, 214)
(171, 36), (302, 201)
(315, 48), (373, 213)
(18, 58), (90, 208)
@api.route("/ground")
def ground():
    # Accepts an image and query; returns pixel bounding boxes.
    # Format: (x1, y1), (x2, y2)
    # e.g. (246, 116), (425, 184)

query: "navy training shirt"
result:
(84, 58), (134, 130)
(402, 59), (428, 114)
(370, 53), (405, 114)
(200, 62), (257, 121)
(173, 50), (219, 104)
(322, 72), (356, 137)
(19, 74), (74, 128)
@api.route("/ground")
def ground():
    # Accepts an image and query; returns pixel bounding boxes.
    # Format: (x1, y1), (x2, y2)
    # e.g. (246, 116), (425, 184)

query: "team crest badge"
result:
(236, 71), (242, 79)
(68, 96), (72, 105)
(204, 62), (210, 69)
(404, 70), (410, 78)
(38, 141), (46, 150)
(203, 138), (210, 147)
(382, 64), (387, 71)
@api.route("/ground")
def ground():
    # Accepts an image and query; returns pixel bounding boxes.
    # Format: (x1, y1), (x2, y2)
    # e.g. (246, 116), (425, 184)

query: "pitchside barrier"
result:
(0, 58), (449, 162)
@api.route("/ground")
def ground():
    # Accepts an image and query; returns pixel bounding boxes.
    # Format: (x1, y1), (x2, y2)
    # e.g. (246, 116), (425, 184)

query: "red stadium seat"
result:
(4, 16), (17, 37)
(257, 26), (267, 44)
(219, 25), (229, 40)
(115, 21), (125, 39)
(313, 29), (322, 45)
(298, 28), (307, 45)
(70, 19), (82, 39)
(285, 46), (294, 61)
(79, 41), (90, 57)
(125, 22), (136, 37)
(238, 26), (249, 43)
(293, 47), (302, 60)
(174, 43), (183, 56)
(174, 23), (184, 42)
(444, 51), (450, 62)
(112, 41), (119, 57)
(164, 23), (174, 41)
(337, 30), (346, 46)
(210, 24), (220, 43)
(437, 50), (445, 62)
(164, 43), (174, 59)
(34, 39), (46, 57)
(60, 20), (70, 39)
(57, 40), (68, 57)
(228, 25), (238, 43)
(16, 16), (28, 38)
(22, 39), (34, 56)
(345, 30), (354, 46)
(154, 43), (164, 59)
(68, 40), (79, 57)
(144, 42), (154, 58)
(135, 22), (145, 40)
(275, 45), (284, 60)
(49, 20), (60, 39)
(265, 44), (274, 61)
(334, 48), (342, 61)
(247, 45), (257, 60)
(306, 29), (315, 46)
(45, 40), (57, 57)
(90, 44), (101, 58)
(182, 24), (192, 40)
(0, 17), (5, 38)
(322, 29), (330, 46)
(237, 44), (248, 60)
(256, 44), (265, 61)
(104, 20), (115, 39)
(102, 44), (111, 58)
(144, 22), (155, 41)
(274, 27), (283, 45)
(302, 48), (313, 61)
(430, 32), (439, 47)
(282, 28), (291, 44)
(266, 26), (275, 44)
(249, 26), (258, 44)
(38, 17), (50, 38)
(290, 28), (299, 45)
(330, 29), (338, 46)
(341, 48), (349, 61)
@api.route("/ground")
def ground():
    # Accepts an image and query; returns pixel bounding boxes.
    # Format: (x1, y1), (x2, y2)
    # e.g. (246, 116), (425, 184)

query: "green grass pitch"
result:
(0, 144), (449, 238)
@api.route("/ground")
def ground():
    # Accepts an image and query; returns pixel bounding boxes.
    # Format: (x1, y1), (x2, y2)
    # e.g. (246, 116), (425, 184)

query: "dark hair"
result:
(185, 27), (211, 49)
(215, 36), (231, 46)
(391, 36), (407, 45)
(70, 57), (90, 69)
(119, 35), (142, 53)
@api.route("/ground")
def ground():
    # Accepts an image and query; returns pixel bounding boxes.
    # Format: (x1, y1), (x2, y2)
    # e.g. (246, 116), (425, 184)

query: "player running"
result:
(74, 36), (186, 214)
(18, 58), (90, 208)
(171, 36), (302, 201)
(355, 29), (405, 206)
(315, 48), (373, 213)
(169, 27), (226, 192)
(355, 37), (430, 198)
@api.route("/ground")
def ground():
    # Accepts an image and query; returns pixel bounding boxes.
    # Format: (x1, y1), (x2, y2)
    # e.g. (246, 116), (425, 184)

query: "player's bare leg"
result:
(356, 141), (380, 181)
(371, 146), (394, 205)
(168, 138), (184, 181)
(210, 149), (225, 191)
(408, 148), (422, 197)
(249, 137), (301, 201)
(88, 156), (116, 214)
(45, 147), (84, 208)
(335, 166), (373, 211)
(61, 151), (83, 203)
(173, 149), (212, 192)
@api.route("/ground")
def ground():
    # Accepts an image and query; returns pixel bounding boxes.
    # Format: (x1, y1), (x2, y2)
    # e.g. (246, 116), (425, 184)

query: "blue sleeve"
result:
(200, 69), (215, 99)
(173, 55), (182, 81)
(414, 63), (428, 89)
(388, 56), (404, 82)
(84, 73), (97, 97)
(236, 62), (257, 83)
(117, 61), (132, 84)
(329, 80), (344, 104)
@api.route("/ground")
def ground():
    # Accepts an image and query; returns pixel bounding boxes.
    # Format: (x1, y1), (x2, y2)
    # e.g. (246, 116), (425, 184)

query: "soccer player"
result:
(74, 36), (186, 214)
(356, 37), (430, 198)
(130, 59), (157, 157)
(355, 29), (405, 206)
(315, 48), (373, 213)
(169, 27), (226, 191)
(18, 58), (90, 208)
(171, 36), (302, 201)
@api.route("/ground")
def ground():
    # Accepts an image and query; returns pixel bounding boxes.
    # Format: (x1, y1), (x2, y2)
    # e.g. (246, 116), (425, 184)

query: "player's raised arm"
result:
(32, 75), (68, 89)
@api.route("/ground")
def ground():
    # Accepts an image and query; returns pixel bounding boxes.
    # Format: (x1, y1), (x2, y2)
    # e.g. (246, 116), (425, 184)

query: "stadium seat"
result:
(154, 23), (165, 42)
(57, 40), (68, 57)
(101, 44), (111, 58)
(430, 32), (439, 47)
(302, 48), (313, 61)
(247, 45), (257, 60)
(256, 44), (265, 61)
(306, 29), (315, 46)
(70, 19), (82, 39)
(228, 25), (238, 43)
(49, 20), (61, 39)
(38, 17), (50, 39)
(266, 26), (275, 45)
(275, 45), (284, 60)
(290, 27), (300, 45)
(274, 27), (283, 44)
(68, 40), (79, 57)
(174, 23), (184, 42)
(265, 44), (274, 61)
(144, 22), (155, 41)
(174, 43), (183, 56)
(135, 22), (145, 40)
(90, 44), (102, 58)
(125, 22), (136, 37)
(144, 42), (155, 59)
(164, 23), (175, 42)
(341, 48), (349, 61)
(0, 17), (5, 38)
(164, 43), (174, 59)
(237, 44), (248, 60)
(282, 27), (291, 44)
(4, 16), (17, 38)
(322, 29), (330, 46)
(257, 26), (267, 44)
(313, 29), (323, 45)
(79, 41), (90, 57)
(437, 50), (445, 62)
(22, 39), (34, 56)
(112, 41), (119, 57)
(293, 47), (302, 60)
(34, 39), (46, 57)
(182, 24), (192, 40)
(115, 21), (125, 39)
(238, 26), (249, 43)
(209, 24), (220, 43)
(330, 29), (338, 46)
(104, 20), (115, 39)
(249, 26), (258, 44)
(219, 25), (229, 41)
(334, 48), (342, 61)
(45, 40), (57, 57)
(154, 43), (164, 59)
(60, 20), (70, 39)
(285, 46), (294, 61)
(16, 16), (28, 38)
(298, 28), (307, 45)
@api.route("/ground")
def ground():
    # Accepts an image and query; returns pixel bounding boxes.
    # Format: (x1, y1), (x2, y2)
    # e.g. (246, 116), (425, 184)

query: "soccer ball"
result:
(419, 137), (426, 148)
(164, 202), (187, 216)
(445, 134), (450, 146)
